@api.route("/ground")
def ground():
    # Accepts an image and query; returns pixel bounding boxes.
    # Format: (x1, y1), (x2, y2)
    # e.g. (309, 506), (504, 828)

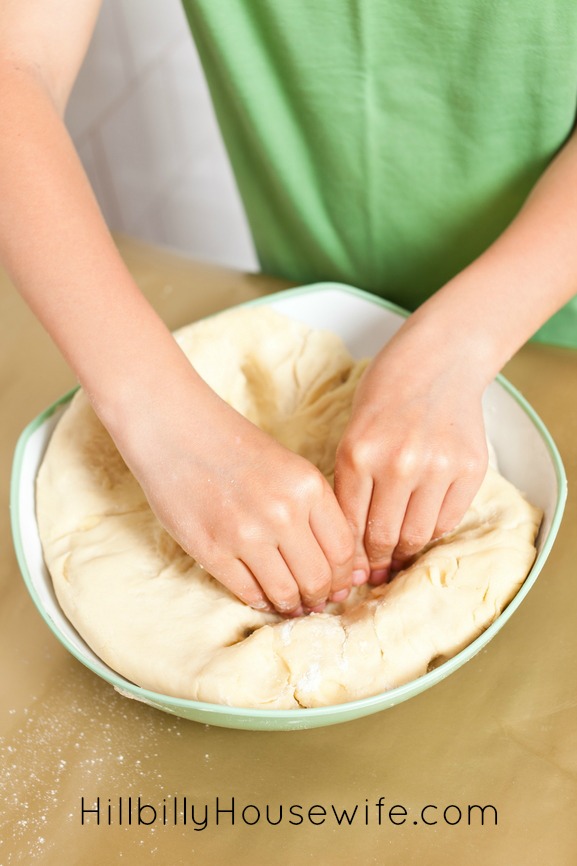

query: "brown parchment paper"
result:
(1, 236), (576, 866)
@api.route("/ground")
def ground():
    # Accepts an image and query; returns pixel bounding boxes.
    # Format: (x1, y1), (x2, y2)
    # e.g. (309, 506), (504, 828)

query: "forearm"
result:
(338, 135), (577, 576)
(0, 59), (355, 614)
(0, 60), (213, 437)
(401, 129), (577, 382)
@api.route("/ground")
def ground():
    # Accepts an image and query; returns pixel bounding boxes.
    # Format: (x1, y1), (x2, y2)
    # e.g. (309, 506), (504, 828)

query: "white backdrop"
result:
(65, 0), (257, 271)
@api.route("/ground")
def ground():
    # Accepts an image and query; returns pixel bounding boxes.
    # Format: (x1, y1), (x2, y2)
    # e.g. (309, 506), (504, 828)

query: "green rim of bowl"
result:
(10, 283), (568, 729)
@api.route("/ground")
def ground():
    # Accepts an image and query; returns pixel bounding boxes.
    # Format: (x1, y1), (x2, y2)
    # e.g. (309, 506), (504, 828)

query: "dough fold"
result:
(36, 307), (542, 708)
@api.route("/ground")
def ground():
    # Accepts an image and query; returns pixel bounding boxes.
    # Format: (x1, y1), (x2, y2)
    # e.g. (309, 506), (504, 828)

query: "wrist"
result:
(387, 300), (497, 393)
(402, 246), (542, 386)
(82, 322), (213, 454)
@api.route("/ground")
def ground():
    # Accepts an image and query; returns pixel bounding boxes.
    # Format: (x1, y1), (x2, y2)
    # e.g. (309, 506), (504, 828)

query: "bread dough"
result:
(36, 307), (542, 708)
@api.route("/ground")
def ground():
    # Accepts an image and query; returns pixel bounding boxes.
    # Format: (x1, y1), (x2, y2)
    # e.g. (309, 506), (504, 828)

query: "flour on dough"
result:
(36, 307), (542, 708)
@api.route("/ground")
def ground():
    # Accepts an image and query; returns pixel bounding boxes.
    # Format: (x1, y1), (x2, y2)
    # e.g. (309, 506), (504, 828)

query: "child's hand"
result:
(334, 319), (489, 584)
(115, 376), (355, 616)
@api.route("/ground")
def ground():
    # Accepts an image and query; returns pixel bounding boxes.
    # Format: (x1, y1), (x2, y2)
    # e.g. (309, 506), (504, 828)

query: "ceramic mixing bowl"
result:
(11, 284), (567, 730)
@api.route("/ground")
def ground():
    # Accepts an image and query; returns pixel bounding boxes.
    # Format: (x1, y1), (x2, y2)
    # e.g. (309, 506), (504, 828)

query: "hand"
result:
(334, 318), (489, 585)
(116, 374), (355, 616)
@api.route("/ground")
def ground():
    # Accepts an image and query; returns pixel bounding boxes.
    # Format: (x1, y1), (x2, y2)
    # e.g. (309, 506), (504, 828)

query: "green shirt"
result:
(181, 0), (577, 347)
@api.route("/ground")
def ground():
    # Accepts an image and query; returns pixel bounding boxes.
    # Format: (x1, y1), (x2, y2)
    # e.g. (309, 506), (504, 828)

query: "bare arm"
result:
(336, 128), (577, 582)
(0, 1), (355, 614)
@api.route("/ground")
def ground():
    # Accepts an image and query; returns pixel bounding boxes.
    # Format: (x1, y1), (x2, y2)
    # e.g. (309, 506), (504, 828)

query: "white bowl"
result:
(10, 284), (567, 730)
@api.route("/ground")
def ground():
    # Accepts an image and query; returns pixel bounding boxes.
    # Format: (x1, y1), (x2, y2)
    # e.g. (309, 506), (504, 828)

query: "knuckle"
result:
(466, 450), (488, 479)
(337, 438), (375, 473)
(235, 520), (263, 547)
(268, 588), (301, 613)
(267, 499), (293, 530)
(300, 581), (331, 610)
(427, 450), (453, 476)
(458, 439), (488, 476)
(364, 526), (396, 561)
(390, 446), (421, 480)
(299, 467), (327, 501)
(330, 577), (351, 597)
(187, 526), (222, 564)
(365, 520), (396, 550)
(329, 534), (355, 569)
(425, 443), (488, 481)
(366, 545), (394, 564)
(396, 529), (429, 554)
(305, 564), (333, 596)
(302, 592), (328, 609)
(302, 592), (328, 610)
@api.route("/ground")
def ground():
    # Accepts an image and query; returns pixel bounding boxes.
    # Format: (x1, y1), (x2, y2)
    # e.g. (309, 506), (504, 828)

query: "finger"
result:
(392, 482), (449, 568)
(279, 534), (333, 610)
(433, 475), (483, 539)
(242, 547), (303, 615)
(208, 557), (275, 612)
(363, 479), (411, 582)
(309, 486), (356, 601)
(333, 448), (373, 584)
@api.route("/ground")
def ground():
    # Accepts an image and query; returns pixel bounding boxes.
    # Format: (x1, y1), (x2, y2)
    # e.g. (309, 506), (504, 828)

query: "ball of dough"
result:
(36, 307), (542, 709)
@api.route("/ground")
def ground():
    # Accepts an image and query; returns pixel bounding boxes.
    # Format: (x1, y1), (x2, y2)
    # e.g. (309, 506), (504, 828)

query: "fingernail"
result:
(331, 588), (350, 603)
(352, 569), (367, 586)
(369, 568), (389, 585)
(286, 605), (305, 618)
(307, 602), (327, 613)
(251, 600), (275, 612)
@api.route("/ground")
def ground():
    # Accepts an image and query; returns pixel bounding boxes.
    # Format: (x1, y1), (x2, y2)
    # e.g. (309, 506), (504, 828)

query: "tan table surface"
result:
(1, 236), (576, 866)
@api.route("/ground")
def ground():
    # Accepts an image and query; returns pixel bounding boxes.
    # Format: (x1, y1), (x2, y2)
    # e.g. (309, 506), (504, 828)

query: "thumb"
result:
(334, 444), (372, 585)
